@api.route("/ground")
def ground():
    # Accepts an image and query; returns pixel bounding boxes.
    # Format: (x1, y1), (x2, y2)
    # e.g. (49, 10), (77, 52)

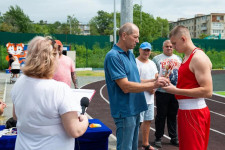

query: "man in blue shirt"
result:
(104, 22), (169, 150)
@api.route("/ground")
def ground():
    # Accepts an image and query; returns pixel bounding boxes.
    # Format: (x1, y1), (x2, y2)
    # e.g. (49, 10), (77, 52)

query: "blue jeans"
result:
(113, 114), (140, 150)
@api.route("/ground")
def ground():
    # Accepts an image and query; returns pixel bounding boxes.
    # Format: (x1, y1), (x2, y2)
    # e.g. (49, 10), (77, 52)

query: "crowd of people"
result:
(104, 23), (212, 150)
(1, 22), (212, 150)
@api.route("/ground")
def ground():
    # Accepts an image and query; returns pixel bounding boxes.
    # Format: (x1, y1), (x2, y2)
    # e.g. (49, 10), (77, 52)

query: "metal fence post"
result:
(86, 42), (88, 67)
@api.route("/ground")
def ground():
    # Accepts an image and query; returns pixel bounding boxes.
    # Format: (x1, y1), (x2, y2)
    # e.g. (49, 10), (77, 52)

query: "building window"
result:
(213, 22), (223, 28)
(217, 16), (221, 20)
(213, 30), (222, 34)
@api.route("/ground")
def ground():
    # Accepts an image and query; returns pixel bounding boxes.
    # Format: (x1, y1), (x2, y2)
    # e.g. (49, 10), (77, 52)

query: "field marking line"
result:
(210, 128), (225, 136)
(98, 83), (225, 138)
(79, 79), (105, 89)
(206, 98), (225, 105)
(83, 82), (116, 140)
(213, 93), (225, 98)
(210, 111), (225, 117)
(3, 78), (7, 103)
(100, 84), (109, 104)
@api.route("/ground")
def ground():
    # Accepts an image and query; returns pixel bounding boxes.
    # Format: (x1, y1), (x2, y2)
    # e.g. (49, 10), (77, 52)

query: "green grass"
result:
(76, 70), (105, 77)
(214, 91), (225, 96)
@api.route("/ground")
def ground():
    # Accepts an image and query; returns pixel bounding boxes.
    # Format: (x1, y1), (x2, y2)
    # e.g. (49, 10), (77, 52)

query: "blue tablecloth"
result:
(0, 125), (16, 150)
(0, 119), (112, 150)
(75, 119), (112, 150)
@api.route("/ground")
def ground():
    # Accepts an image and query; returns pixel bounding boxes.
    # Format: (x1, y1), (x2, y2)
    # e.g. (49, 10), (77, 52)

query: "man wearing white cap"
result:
(136, 42), (158, 150)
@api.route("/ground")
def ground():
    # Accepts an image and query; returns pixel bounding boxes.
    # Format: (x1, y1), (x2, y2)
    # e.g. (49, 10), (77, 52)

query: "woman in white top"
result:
(11, 36), (89, 150)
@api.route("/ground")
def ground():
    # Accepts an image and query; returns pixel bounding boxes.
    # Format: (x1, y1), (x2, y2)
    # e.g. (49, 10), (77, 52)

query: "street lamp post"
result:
(113, 0), (117, 44)
(140, 0), (142, 26)
(70, 15), (74, 34)
(70, 17), (72, 34)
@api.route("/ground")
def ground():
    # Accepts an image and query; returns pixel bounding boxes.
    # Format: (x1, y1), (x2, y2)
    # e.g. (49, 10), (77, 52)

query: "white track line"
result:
(150, 127), (171, 140)
(213, 93), (225, 98)
(99, 84), (170, 140)
(79, 79), (105, 89)
(150, 127), (225, 138)
(206, 98), (225, 105)
(99, 83), (225, 138)
(210, 128), (225, 136)
(100, 84), (109, 104)
(210, 111), (225, 117)
(3, 78), (7, 103)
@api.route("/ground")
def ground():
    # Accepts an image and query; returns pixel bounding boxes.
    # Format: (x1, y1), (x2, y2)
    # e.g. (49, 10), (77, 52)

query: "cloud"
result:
(0, 0), (225, 23)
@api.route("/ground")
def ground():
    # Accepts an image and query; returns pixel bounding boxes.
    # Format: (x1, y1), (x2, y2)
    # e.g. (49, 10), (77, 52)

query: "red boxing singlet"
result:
(176, 48), (201, 99)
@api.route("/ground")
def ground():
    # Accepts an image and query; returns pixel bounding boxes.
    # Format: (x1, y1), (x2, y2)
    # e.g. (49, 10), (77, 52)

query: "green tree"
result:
(0, 13), (3, 23)
(67, 15), (80, 34)
(30, 24), (50, 34)
(2, 5), (33, 33)
(89, 10), (113, 35)
(48, 21), (61, 34)
(133, 4), (169, 43)
(199, 33), (209, 39)
(0, 22), (14, 32)
(88, 4), (169, 44)
(89, 11), (120, 35)
(60, 23), (70, 34)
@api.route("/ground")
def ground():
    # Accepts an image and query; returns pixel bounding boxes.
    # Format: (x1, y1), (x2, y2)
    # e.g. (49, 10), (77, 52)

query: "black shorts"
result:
(11, 69), (20, 74)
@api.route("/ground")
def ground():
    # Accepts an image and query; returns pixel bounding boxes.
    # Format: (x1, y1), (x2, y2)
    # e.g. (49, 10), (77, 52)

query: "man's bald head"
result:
(119, 23), (139, 37)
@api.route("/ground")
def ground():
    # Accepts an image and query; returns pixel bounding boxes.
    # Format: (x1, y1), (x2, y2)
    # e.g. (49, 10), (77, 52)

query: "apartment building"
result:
(78, 24), (90, 35)
(170, 13), (225, 39)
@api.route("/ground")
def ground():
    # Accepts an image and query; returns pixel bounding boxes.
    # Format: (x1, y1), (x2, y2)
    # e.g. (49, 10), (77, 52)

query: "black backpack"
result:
(5, 117), (17, 129)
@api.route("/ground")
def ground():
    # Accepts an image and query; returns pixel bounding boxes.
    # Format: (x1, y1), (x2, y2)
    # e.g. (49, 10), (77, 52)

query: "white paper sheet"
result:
(71, 89), (96, 102)
(71, 89), (96, 114)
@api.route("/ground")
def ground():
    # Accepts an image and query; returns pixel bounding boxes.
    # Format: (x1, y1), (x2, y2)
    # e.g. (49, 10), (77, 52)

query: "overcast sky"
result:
(0, 0), (225, 24)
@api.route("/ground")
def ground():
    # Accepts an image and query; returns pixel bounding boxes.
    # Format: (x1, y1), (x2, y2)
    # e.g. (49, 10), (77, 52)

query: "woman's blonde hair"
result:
(22, 36), (58, 78)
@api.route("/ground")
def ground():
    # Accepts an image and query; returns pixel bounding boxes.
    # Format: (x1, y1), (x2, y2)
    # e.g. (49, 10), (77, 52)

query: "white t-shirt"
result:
(11, 59), (20, 70)
(136, 58), (158, 104)
(11, 75), (81, 150)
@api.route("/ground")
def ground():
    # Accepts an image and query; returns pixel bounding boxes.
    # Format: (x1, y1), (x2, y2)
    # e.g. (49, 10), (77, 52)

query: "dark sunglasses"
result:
(46, 38), (58, 56)
(143, 49), (151, 52)
(46, 37), (56, 48)
(50, 39), (56, 48)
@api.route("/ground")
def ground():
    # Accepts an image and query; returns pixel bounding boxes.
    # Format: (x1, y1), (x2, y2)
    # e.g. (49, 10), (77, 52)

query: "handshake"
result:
(154, 76), (170, 89)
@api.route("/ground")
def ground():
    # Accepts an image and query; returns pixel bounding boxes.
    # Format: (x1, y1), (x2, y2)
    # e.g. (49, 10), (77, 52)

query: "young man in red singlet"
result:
(163, 25), (212, 150)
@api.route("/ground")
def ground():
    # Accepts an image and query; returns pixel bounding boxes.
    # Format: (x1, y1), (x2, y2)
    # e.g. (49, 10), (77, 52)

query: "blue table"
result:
(75, 119), (112, 150)
(0, 119), (112, 150)
(0, 125), (16, 150)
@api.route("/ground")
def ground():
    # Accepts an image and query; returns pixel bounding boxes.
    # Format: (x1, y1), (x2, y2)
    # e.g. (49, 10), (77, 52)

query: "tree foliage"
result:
(89, 4), (169, 44)
(89, 10), (115, 35)
(0, 4), (169, 40)
(199, 33), (210, 39)
(66, 15), (80, 34)
(0, 6), (81, 35)
(1, 5), (32, 33)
